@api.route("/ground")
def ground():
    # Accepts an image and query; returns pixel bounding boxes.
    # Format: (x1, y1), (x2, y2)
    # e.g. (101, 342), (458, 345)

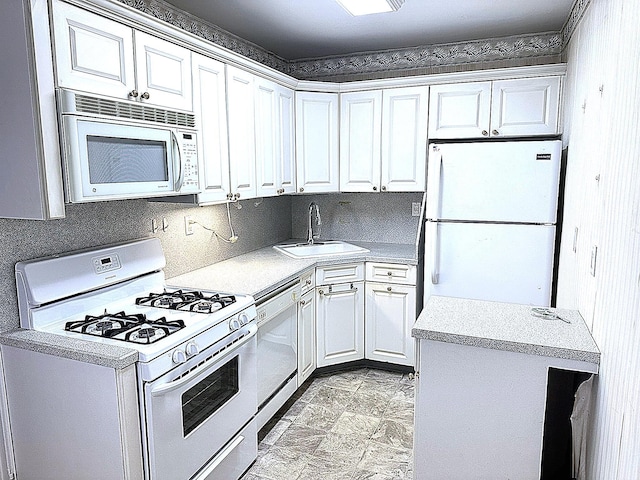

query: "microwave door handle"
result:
(171, 131), (184, 191)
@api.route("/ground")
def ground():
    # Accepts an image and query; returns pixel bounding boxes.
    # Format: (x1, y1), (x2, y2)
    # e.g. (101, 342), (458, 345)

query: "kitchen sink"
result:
(273, 241), (369, 258)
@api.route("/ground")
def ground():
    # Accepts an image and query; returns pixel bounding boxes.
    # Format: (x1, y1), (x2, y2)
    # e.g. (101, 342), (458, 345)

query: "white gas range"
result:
(12, 238), (258, 480)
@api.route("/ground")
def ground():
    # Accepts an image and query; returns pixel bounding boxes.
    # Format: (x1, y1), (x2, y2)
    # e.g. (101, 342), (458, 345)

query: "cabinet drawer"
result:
(300, 269), (315, 294)
(316, 263), (364, 285)
(366, 262), (416, 285)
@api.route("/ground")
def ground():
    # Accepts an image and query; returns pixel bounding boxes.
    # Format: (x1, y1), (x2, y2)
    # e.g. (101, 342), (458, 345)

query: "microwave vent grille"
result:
(74, 95), (196, 128)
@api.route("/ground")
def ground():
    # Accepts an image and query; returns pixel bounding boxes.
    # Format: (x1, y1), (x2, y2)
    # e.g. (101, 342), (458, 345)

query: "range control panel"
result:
(92, 253), (121, 274)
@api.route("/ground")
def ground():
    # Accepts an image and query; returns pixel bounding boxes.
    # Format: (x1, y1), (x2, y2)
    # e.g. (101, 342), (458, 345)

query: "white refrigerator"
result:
(424, 140), (562, 307)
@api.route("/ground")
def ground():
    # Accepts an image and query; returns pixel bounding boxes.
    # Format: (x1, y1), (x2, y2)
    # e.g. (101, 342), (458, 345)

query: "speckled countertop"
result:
(0, 240), (417, 369)
(169, 240), (418, 301)
(412, 296), (600, 366)
(0, 329), (138, 369)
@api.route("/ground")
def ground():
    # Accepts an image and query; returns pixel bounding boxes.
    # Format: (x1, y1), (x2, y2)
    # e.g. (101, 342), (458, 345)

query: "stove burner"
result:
(65, 311), (185, 344)
(136, 290), (236, 314)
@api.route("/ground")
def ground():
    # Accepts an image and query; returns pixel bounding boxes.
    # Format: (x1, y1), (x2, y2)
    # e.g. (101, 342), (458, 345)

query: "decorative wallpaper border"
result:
(561, 0), (591, 44)
(288, 33), (562, 79)
(115, 0), (587, 80)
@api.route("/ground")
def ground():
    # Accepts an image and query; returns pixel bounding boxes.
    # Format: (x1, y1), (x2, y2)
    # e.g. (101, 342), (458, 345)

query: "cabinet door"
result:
(52, 2), (136, 99)
(192, 54), (230, 204)
(428, 82), (492, 139)
(365, 282), (415, 366)
(227, 66), (257, 199)
(316, 281), (365, 367)
(134, 31), (192, 111)
(255, 77), (279, 197)
(381, 86), (428, 191)
(298, 291), (316, 385)
(490, 77), (561, 137)
(340, 91), (382, 192)
(277, 86), (296, 195)
(295, 92), (340, 193)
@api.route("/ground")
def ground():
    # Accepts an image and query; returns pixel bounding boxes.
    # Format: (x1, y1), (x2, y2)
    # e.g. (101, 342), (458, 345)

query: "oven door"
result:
(142, 326), (257, 480)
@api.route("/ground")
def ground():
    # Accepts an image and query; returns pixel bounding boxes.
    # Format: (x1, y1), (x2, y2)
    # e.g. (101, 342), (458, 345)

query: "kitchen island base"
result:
(414, 339), (597, 480)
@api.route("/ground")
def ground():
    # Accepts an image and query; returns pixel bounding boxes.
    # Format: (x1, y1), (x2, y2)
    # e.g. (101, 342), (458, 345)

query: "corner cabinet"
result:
(340, 87), (428, 192)
(295, 92), (340, 194)
(192, 54), (230, 204)
(255, 78), (296, 197)
(428, 76), (561, 139)
(53, 1), (192, 111)
(315, 264), (365, 367)
(365, 262), (417, 366)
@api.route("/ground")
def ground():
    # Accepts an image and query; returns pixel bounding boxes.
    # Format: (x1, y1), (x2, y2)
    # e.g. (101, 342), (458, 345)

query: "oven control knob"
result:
(185, 342), (199, 357)
(229, 318), (241, 331)
(172, 349), (187, 365)
(238, 313), (249, 325)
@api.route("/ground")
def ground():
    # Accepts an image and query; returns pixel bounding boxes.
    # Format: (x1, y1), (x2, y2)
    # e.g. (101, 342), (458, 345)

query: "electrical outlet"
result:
(411, 202), (421, 217)
(184, 216), (194, 236)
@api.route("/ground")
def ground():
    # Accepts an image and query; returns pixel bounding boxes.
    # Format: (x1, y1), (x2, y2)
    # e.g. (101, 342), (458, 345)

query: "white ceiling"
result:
(164, 0), (574, 60)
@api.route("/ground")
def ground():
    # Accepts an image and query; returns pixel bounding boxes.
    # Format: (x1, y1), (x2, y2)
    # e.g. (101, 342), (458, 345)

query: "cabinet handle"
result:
(300, 299), (306, 305)
(387, 286), (392, 292)
(373, 186), (378, 191)
(381, 186), (387, 191)
(128, 90), (139, 98)
(481, 130), (488, 136)
(492, 129), (499, 135)
(387, 271), (393, 276)
(319, 284), (358, 296)
(299, 187), (304, 193)
(306, 279), (312, 285)
(141, 92), (150, 100)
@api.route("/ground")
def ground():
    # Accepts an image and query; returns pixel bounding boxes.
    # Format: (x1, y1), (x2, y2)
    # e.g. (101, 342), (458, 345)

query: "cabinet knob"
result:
(128, 90), (139, 98)
(373, 186), (378, 191)
(235, 192), (241, 199)
(387, 271), (393, 276)
(226, 193), (234, 200)
(141, 92), (150, 100)
(299, 187), (304, 193)
(306, 279), (312, 285)
(481, 130), (489, 136)
(300, 299), (306, 305)
(492, 129), (499, 136)
(381, 186), (387, 191)
(387, 286), (392, 292)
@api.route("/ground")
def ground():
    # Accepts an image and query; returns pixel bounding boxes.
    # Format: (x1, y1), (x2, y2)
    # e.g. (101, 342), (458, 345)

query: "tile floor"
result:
(241, 368), (415, 480)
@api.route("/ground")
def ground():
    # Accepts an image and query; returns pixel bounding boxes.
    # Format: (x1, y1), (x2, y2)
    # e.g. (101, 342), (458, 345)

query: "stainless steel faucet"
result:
(307, 202), (322, 244)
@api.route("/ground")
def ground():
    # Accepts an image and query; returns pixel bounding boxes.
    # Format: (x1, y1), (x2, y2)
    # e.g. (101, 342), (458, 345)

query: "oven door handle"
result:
(150, 325), (256, 397)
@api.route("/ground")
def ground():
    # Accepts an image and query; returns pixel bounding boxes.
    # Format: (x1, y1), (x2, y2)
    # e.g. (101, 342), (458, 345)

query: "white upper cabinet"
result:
(192, 54), (230, 204)
(53, 2), (192, 111)
(428, 82), (492, 138)
(133, 31), (192, 111)
(227, 65), (257, 200)
(490, 77), (561, 137)
(340, 86), (428, 192)
(429, 76), (561, 139)
(295, 91), (340, 193)
(340, 91), (382, 192)
(255, 77), (296, 197)
(381, 86), (428, 191)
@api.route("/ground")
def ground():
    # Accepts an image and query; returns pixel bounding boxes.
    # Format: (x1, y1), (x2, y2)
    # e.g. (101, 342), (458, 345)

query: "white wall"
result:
(557, 0), (640, 477)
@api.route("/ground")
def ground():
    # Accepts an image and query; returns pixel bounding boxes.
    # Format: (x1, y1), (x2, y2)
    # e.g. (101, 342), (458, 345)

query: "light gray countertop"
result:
(169, 240), (418, 302)
(1, 240), (417, 368)
(0, 329), (138, 369)
(412, 296), (600, 365)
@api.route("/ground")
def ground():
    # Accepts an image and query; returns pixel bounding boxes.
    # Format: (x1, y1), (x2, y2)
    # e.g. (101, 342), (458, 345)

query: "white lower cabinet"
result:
(365, 282), (416, 366)
(316, 280), (365, 367)
(297, 289), (316, 384)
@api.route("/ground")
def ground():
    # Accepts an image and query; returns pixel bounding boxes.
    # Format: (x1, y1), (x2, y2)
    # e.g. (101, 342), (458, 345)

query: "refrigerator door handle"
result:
(426, 146), (443, 220)
(428, 221), (440, 284)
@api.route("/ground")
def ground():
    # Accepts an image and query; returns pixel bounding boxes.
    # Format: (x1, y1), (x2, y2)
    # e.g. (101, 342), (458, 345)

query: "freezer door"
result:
(426, 141), (561, 223)
(425, 221), (555, 306)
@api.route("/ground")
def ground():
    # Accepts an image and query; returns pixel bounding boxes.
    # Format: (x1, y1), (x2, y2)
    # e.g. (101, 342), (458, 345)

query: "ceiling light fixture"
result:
(336, 0), (405, 16)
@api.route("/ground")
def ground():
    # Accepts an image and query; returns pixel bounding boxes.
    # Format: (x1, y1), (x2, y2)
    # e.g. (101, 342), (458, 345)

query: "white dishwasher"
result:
(255, 280), (300, 429)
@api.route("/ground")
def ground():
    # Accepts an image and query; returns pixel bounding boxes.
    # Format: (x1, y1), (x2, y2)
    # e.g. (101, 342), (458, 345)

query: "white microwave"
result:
(58, 89), (200, 203)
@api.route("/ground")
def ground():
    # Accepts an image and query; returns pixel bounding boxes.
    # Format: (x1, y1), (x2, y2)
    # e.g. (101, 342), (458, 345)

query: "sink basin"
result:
(273, 241), (369, 258)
